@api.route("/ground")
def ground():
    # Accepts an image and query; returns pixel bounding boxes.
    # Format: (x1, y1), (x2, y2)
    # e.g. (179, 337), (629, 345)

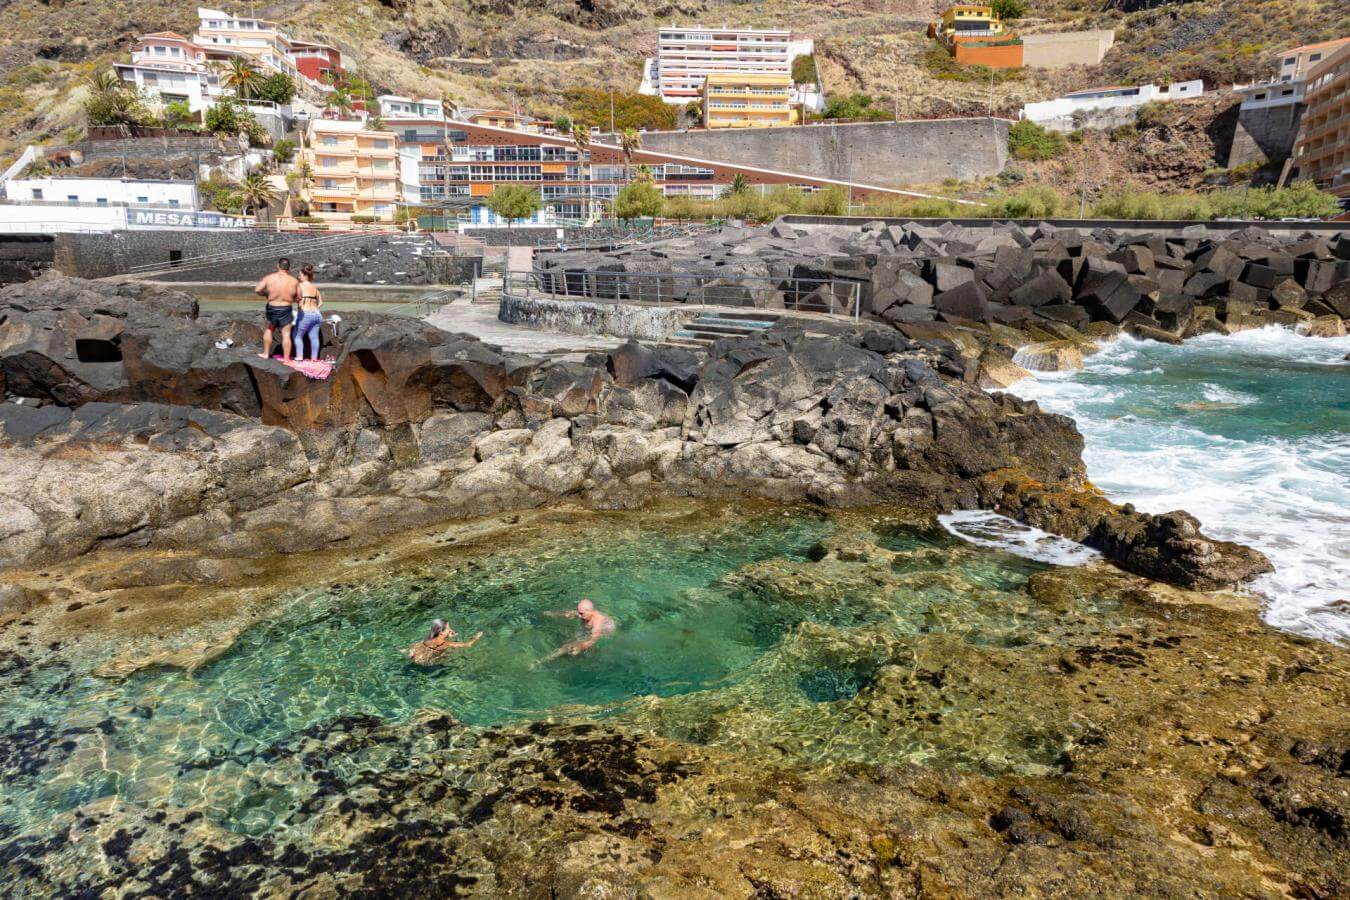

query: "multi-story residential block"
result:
(1276, 38), (1350, 83)
(702, 74), (798, 129)
(1290, 41), (1350, 202)
(290, 40), (342, 83)
(193, 7), (339, 90)
(378, 95), (445, 119)
(642, 26), (822, 113)
(303, 119), (402, 223)
(114, 32), (222, 114)
(409, 119), (926, 226)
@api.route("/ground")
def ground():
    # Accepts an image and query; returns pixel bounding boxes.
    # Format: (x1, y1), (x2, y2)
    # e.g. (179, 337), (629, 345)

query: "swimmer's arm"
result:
(443, 632), (483, 649)
(543, 610), (579, 619)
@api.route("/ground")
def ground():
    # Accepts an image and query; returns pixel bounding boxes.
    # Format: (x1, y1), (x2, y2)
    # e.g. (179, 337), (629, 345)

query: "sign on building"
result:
(125, 208), (253, 229)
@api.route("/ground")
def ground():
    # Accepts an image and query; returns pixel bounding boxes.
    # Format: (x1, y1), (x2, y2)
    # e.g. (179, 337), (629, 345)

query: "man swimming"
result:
(403, 619), (482, 665)
(255, 257), (300, 362)
(544, 598), (616, 660)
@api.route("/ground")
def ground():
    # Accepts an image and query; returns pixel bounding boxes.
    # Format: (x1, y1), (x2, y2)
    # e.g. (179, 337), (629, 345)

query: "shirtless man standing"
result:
(545, 598), (616, 660)
(255, 258), (300, 362)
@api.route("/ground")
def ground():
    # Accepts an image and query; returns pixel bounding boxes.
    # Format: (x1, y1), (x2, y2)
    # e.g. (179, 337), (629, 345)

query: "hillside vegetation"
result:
(0, 0), (1344, 181)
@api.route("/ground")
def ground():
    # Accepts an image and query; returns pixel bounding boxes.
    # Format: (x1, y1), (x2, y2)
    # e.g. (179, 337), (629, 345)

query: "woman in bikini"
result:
(403, 619), (483, 665)
(294, 265), (324, 362)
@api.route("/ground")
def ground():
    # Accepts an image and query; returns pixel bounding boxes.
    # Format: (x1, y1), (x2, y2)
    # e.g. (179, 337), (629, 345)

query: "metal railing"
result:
(508, 268), (862, 319)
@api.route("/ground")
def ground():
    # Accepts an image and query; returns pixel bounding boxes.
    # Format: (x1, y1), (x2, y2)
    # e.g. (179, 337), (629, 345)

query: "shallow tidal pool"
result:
(0, 505), (1112, 841)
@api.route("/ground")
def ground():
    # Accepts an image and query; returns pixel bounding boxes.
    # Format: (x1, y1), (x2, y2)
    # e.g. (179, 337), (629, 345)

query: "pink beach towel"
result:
(282, 359), (335, 380)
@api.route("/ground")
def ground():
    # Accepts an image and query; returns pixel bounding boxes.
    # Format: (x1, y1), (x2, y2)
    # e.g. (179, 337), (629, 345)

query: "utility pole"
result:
(609, 90), (615, 134)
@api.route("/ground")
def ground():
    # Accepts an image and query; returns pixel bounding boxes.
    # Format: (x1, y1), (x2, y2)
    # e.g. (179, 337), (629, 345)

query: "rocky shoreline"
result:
(0, 268), (1346, 896)
(0, 274), (1271, 594)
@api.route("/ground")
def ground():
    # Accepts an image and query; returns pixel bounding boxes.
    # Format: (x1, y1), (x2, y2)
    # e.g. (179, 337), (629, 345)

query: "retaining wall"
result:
(499, 292), (694, 341)
(53, 230), (448, 284)
(1229, 103), (1303, 167)
(638, 118), (1010, 187)
(0, 235), (55, 285)
(1021, 31), (1115, 68)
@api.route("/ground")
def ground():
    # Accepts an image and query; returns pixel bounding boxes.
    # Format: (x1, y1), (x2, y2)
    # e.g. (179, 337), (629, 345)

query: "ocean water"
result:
(1010, 328), (1350, 644)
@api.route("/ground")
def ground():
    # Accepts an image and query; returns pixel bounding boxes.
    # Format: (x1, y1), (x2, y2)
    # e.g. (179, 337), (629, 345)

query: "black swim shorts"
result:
(264, 304), (293, 328)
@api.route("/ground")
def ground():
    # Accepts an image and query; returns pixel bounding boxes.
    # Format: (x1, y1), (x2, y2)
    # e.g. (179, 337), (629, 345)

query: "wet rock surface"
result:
(0, 276), (1267, 590)
(0, 511), (1345, 898)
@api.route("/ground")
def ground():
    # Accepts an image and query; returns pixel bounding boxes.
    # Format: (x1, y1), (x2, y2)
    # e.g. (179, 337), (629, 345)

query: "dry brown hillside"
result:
(0, 0), (1343, 169)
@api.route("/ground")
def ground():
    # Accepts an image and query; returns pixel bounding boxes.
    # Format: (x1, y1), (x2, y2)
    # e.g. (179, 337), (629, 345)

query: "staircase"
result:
(676, 312), (780, 345)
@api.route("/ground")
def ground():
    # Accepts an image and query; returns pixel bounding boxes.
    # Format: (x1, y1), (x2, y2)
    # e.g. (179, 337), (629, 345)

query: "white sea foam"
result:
(1201, 384), (1258, 405)
(940, 510), (1101, 566)
(1009, 327), (1350, 644)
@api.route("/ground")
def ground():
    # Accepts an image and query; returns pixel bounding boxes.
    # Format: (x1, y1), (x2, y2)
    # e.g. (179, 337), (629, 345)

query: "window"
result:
(137, 196), (149, 203)
(1309, 53), (1322, 62)
(1254, 93), (1266, 101)
(168, 199), (180, 207)
(31, 189), (42, 200)
(96, 198), (108, 206)
(1282, 89), (1294, 96)
(1284, 57), (1296, 65)
(372, 139), (391, 149)
(67, 195), (78, 203)
(372, 158), (391, 170)
(321, 135), (338, 146)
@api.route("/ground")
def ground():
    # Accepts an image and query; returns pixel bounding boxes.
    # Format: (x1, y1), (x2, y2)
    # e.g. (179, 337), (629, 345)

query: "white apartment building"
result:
(114, 32), (223, 114)
(1234, 39), (1350, 113)
(642, 27), (823, 112)
(377, 95), (445, 119)
(193, 7), (339, 91)
(1020, 80), (1206, 132)
(4, 177), (198, 209)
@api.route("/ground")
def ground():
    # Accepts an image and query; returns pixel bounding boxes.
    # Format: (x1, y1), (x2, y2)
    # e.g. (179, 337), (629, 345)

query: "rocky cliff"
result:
(0, 274), (1270, 590)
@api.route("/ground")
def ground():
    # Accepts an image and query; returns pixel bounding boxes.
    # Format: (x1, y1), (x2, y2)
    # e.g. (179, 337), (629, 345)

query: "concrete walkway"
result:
(422, 295), (625, 358)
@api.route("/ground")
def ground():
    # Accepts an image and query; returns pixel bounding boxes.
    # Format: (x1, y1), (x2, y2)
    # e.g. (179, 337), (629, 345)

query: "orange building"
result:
(929, 5), (1024, 69)
(1290, 42), (1350, 202)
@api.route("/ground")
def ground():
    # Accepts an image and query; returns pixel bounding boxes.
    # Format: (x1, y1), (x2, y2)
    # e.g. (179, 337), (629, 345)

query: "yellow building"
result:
(303, 119), (402, 224)
(931, 5), (1007, 40)
(702, 74), (799, 129)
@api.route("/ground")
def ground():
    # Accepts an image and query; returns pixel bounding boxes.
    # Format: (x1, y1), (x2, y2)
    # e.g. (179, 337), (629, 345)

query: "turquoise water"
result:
(0, 508), (1095, 841)
(1012, 327), (1350, 642)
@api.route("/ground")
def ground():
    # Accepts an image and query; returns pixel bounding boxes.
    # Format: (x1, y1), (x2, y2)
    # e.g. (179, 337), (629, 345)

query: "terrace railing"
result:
(508, 268), (862, 319)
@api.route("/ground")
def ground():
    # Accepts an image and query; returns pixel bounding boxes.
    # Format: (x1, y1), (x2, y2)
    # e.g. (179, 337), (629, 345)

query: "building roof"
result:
(1280, 36), (1350, 57)
(139, 31), (192, 41)
(1064, 84), (1135, 96)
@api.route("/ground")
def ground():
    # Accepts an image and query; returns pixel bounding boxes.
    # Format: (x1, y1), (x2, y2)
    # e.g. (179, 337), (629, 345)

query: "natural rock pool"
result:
(2, 503), (1346, 896)
(1, 506), (1105, 840)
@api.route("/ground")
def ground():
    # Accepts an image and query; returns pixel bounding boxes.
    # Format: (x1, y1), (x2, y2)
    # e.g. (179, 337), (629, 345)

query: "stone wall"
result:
(639, 118), (1010, 187)
(1228, 103), (1303, 167)
(54, 230), (448, 285)
(0, 235), (54, 285)
(75, 134), (233, 163)
(1021, 31), (1115, 68)
(500, 292), (694, 341)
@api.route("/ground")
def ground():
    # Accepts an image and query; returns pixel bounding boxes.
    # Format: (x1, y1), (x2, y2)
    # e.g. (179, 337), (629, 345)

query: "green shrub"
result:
(990, 0), (1027, 21)
(819, 93), (892, 121)
(273, 139), (297, 164)
(613, 179), (665, 221)
(791, 54), (818, 85)
(1109, 124), (1138, 143)
(1135, 101), (1168, 129)
(254, 73), (296, 106)
(987, 185), (1071, 218)
(566, 88), (676, 131)
(1007, 120), (1067, 161)
(350, 215), (378, 224)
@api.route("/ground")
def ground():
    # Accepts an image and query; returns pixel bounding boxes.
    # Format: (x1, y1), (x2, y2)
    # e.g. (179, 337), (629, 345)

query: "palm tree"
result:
(222, 56), (262, 100)
(721, 172), (751, 198)
(87, 70), (122, 98)
(326, 87), (354, 118)
(237, 171), (280, 221)
(571, 122), (592, 221)
(619, 127), (641, 181)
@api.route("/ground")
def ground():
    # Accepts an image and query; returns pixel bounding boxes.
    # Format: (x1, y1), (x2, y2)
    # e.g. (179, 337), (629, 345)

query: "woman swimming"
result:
(294, 265), (324, 361)
(404, 619), (483, 665)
